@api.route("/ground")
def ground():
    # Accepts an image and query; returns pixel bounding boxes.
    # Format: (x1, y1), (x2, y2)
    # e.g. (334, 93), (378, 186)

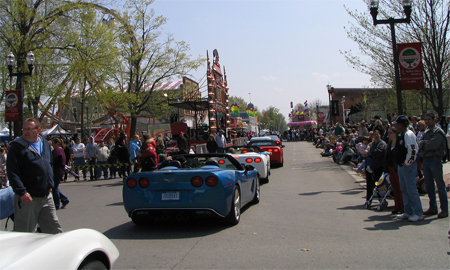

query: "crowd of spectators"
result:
(313, 113), (450, 221)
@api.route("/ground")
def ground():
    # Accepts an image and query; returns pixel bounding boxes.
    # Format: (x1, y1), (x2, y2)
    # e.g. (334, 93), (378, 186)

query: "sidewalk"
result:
(338, 159), (450, 197)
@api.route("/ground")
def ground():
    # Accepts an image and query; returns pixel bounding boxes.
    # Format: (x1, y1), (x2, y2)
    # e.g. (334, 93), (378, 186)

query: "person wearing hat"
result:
(392, 115), (424, 222)
(215, 129), (226, 153)
(418, 112), (448, 218)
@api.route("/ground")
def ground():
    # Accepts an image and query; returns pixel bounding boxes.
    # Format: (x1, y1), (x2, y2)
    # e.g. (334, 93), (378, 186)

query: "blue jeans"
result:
(97, 161), (108, 179)
(422, 157), (448, 212)
(398, 162), (423, 216)
(216, 148), (223, 153)
(52, 172), (69, 209)
(73, 157), (86, 179)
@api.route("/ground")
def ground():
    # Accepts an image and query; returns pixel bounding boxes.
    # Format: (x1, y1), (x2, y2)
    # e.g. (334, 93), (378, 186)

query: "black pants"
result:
(366, 166), (384, 200)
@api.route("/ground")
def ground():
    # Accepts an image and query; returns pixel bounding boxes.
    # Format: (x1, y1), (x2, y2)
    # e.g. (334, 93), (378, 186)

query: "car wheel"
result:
(78, 260), (107, 270)
(418, 178), (427, 193)
(252, 176), (260, 204)
(224, 186), (241, 225)
(279, 159), (284, 167)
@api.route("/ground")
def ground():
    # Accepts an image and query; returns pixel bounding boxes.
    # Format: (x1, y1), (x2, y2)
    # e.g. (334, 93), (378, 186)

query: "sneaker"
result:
(61, 201), (70, 209)
(438, 211), (449, 218)
(408, 214), (424, 222)
(396, 213), (410, 220)
(423, 209), (438, 216)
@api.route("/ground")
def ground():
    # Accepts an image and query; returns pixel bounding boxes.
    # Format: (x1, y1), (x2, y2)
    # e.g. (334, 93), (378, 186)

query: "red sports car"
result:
(248, 137), (284, 167)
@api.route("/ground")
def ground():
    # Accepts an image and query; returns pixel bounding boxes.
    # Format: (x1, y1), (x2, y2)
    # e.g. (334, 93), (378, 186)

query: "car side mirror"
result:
(245, 165), (255, 172)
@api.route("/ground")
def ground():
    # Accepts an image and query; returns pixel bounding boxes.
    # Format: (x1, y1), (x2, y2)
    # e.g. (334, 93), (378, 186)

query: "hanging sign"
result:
(397, 42), (425, 90)
(5, 90), (20, 122)
(318, 112), (324, 122)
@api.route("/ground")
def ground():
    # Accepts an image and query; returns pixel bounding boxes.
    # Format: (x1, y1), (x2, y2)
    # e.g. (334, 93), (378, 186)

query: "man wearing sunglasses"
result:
(6, 118), (62, 234)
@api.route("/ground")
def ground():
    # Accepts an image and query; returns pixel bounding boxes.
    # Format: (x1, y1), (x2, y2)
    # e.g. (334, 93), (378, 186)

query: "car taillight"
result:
(191, 176), (203, 187)
(139, 178), (150, 188)
(205, 176), (218, 187)
(246, 158), (253, 163)
(268, 149), (273, 152)
(276, 141), (280, 144)
(242, 150), (248, 153)
(127, 178), (137, 189)
(274, 149), (279, 152)
(254, 158), (262, 163)
(234, 156), (239, 159)
(218, 159), (225, 164)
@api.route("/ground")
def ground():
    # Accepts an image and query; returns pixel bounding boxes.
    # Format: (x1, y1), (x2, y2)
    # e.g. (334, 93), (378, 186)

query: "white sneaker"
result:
(408, 214), (424, 222)
(396, 213), (410, 220)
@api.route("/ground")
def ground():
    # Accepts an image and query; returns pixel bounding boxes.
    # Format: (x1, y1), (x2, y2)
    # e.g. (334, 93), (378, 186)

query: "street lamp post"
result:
(6, 51), (35, 137)
(327, 84), (333, 126)
(341, 96), (346, 125)
(369, 0), (412, 116)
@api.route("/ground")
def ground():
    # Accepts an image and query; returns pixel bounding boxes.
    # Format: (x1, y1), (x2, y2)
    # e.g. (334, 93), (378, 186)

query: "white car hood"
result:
(0, 229), (119, 270)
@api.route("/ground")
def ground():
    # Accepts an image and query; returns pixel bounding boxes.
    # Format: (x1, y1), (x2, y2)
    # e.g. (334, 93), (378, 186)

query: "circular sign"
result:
(5, 93), (18, 108)
(399, 47), (421, 69)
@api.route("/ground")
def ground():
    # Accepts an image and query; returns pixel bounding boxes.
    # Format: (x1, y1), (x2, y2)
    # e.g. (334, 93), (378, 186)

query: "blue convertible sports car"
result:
(123, 154), (260, 226)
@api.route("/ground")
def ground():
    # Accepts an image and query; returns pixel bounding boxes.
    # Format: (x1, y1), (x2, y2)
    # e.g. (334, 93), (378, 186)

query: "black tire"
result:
(279, 158), (284, 167)
(224, 186), (241, 225)
(418, 178), (427, 193)
(78, 260), (107, 270)
(252, 176), (260, 204)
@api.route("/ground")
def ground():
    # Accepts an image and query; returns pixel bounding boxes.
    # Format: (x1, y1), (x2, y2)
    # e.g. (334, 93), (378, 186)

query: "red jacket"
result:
(138, 141), (158, 168)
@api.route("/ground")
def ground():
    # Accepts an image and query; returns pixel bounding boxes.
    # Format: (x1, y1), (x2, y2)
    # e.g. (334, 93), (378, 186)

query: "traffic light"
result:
(290, 101), (293, 108)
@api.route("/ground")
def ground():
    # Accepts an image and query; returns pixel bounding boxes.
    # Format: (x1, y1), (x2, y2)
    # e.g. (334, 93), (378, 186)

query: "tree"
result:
(114, 0), (204, 136)
(259, 106), (286, 132)
(343, 0), (450, 116)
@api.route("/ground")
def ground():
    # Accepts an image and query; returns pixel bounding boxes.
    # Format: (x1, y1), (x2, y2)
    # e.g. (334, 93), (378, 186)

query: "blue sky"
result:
(145, 0), (374, 119)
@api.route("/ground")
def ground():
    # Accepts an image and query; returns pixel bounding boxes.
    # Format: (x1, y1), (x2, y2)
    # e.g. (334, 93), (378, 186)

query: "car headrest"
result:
(204, 159), (220, 167)
(167, 160), (182, 168)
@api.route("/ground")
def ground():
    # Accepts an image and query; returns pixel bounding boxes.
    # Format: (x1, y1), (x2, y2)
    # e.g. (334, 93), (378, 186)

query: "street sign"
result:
(5, 90), (20, 122)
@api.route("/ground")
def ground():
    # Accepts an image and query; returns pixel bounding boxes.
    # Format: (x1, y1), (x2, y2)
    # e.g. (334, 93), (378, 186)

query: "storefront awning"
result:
(287, 121), (317, 127)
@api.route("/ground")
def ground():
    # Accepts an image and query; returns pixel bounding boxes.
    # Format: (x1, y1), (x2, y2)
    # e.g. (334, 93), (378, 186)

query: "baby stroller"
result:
(365, 173), (393, 211)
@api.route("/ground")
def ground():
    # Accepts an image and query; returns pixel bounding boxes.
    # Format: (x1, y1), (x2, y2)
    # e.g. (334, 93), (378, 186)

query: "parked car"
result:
(265, 135), (283, 145)
(0, 229), (119, 270)
(123, 153), (260, 226)
(248, 137), (284, 167)
(225, 146), (271, 183)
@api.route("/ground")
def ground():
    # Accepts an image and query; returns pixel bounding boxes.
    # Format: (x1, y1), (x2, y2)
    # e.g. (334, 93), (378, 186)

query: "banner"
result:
(5, 90), (20, 122)
(331, 100), (340, 116)
(397, 42), (425, 90)
(318, 112), (324, 122)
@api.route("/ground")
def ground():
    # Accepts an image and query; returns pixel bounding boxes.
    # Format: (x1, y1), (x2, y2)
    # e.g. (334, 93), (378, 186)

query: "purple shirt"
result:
(52, 147), (66, 174)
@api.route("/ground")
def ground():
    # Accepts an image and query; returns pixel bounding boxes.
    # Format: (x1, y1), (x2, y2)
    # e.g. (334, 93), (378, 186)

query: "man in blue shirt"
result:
(7, 118), (62, 233)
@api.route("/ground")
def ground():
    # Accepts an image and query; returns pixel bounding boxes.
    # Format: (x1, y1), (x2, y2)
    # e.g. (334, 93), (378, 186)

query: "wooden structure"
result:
(207, 49), (230, 133)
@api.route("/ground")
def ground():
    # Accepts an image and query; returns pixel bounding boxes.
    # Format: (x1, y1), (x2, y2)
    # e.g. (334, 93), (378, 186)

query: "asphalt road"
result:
(2, 141), (449, 269)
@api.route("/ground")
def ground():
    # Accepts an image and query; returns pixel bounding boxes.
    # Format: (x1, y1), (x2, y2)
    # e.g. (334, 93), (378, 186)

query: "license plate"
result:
(162, 191), (180, 201)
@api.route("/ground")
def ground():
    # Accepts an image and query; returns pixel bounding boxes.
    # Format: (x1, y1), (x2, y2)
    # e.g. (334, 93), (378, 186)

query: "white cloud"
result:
(312, 72), (330, 81)
(262, 75), (277, 81)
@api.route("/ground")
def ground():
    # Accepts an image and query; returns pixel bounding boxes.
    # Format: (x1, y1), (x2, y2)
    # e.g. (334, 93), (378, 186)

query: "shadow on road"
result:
(299, 187), (363, 197)
(103, 217), (229, 240)
(363, 215), (433, 231)
(92, 180), (123, 188)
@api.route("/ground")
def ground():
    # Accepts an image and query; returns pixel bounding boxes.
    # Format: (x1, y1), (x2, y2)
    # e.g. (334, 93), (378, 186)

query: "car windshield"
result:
(172, 154), (241, 170)
(248, 141), (278, 147)
(225, 146), (261, 154)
